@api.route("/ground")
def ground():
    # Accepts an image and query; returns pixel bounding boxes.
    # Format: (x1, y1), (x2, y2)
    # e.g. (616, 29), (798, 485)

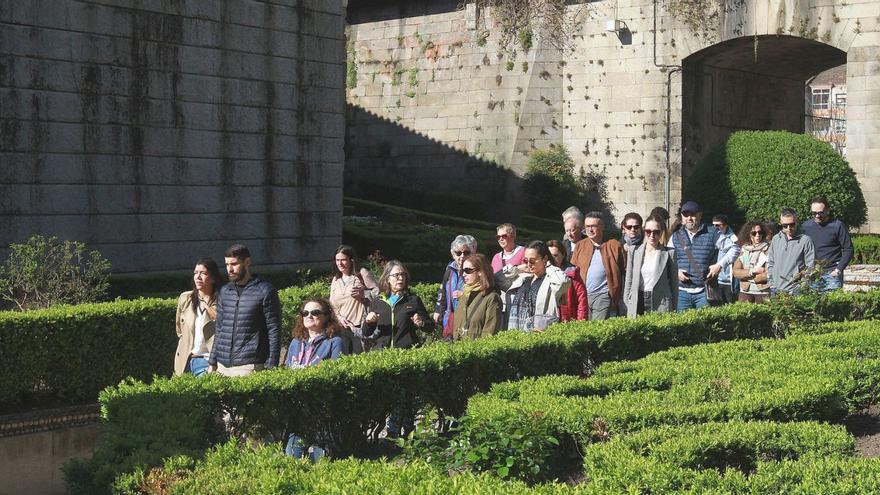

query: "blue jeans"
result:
(812, 271), (843, 293)
(185, 356), (209, 377)
(677, 289), (709, 311)
(285, 435), (325, 462)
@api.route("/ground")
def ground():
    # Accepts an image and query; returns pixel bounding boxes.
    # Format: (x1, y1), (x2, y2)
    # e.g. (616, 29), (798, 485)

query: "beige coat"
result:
(174, 291), (217, 376)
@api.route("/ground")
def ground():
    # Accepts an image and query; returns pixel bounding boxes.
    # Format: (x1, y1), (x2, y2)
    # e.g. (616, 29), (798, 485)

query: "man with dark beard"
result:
(208, 244), (281, 376)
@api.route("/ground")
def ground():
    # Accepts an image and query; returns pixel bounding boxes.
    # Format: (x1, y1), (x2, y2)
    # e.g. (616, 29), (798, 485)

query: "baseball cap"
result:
(680, 201), (701, 214)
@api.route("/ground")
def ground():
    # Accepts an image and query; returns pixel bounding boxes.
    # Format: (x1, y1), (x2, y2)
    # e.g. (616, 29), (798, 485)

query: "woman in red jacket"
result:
(547, 240), (588, 321)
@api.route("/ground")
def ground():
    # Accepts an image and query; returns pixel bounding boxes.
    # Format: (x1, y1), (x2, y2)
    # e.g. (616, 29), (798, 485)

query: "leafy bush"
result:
(0, 235), (111, 310)
(684, 131), (867, 227)
(522, 144), (582, 216)
(853, 235), (880, 265)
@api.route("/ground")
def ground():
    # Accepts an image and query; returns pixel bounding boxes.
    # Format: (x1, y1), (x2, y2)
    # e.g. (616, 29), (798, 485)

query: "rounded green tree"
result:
(522, 144), (581, 216)
(684, 131), (867, 227)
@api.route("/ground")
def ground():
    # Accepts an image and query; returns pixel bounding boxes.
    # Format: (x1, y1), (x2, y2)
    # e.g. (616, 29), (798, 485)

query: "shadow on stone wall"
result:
(345, 103), (524, 222)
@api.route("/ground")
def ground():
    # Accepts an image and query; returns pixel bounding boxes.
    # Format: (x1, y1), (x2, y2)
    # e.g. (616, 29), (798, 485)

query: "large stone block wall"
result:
(0, 0), (345, 272)
(346, 0), (880, 231)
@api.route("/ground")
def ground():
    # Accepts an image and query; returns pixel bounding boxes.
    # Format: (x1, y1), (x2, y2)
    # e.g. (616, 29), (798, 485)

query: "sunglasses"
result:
(810, 211), (826, 217)
(750, 230), (764, 237)
(644, 229), (662, 236)
(712, 223), (725, 228)
(624, 224), (641, 230)
(781, 223), (797, 230)
(453, 250), (471, 257)
(300, 309), (324, 317)
(462, 266), (477, 274)
(523, 258), (543, 266)
(496, 233), (510, 239)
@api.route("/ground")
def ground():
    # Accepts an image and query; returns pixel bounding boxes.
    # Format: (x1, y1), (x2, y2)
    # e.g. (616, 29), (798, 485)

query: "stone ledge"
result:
(0, 404), (101, 438)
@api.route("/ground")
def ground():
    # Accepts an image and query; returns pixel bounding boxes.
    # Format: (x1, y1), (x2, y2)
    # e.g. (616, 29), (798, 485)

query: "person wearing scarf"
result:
(732, 221), (771, 303)
(497, 241), (570, 333)
(284, 298), (346, 461)
(434, 235), (476, 340)
(453, 254), (502, 340)
(620, 212), (644, 253)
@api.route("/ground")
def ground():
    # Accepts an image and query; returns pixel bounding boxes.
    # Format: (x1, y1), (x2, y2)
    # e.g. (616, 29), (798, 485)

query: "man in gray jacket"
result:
(767, 208), (815, 295)
(208, 244), (281, 376)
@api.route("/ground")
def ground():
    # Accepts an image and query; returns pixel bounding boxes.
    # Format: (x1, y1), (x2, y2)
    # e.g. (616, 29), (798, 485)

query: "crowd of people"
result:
(172, 195), (853, 458)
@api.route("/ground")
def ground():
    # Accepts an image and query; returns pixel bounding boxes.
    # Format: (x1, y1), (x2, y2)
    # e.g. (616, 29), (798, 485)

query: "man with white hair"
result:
(561, 206), (584, 263)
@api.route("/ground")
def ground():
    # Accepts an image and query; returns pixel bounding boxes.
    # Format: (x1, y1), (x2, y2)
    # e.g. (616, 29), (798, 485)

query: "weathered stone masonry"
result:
(0, 0), (345, 272)
(346, 0), (880, 231)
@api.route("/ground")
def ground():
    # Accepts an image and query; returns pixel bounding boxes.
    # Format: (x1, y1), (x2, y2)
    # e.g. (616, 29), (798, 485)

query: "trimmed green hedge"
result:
(63, 290), (880, 493)
(0, 298), (176, 409)
(117, 422), (880, 494)
(0, 281), (440, 409)
(853, 235), (880, 265)
(684, 130), (868, 227)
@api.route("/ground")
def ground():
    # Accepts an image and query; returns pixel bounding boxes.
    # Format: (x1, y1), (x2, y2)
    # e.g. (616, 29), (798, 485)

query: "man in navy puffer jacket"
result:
(208, 244), (281, 376)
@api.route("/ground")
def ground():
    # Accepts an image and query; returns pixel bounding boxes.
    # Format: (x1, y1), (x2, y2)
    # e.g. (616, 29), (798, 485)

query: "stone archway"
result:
(680, 35), (847, 178)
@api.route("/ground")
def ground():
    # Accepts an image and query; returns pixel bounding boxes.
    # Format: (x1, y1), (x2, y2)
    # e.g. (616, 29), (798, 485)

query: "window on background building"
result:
(811, 88), (830, 110)
(834, 118), (846, 134)
(835, 93), (846, 108)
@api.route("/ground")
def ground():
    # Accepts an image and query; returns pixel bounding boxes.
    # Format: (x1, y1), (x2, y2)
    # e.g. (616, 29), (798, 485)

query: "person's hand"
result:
(411, 313), (425, 327)
(208, 364), (217, 374)
(339, 317), (352, 328)
(432, 312), (442, 324)
(678, 270), (691, 282)
(708, 264), (721, 278)
(753, 266), (766, 274)
(516, 263), (529, 274)
(349, 285), (364, 299)
(452, 289), (463, 299)
(365, 312), (379, 324)
(831, 269), (840, 278)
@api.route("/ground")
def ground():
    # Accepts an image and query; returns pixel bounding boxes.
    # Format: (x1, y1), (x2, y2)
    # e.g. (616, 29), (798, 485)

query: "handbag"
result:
(677, 230), (721, 303)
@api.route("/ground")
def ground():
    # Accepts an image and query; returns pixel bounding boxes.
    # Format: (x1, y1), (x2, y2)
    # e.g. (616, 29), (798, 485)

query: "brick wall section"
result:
(346, 0), (880, 231)
(0, 0), (345, 272)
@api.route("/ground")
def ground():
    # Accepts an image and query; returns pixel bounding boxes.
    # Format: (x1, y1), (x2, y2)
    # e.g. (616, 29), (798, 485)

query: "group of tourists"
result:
(172, 195), (852, 458)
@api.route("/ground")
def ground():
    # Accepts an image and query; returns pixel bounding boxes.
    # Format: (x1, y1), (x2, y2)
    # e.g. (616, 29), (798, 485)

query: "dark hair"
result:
(736, 221), (767, 247)
(332, 245), (362, 280)
(545, 239), (567, 269)
(649, 207), (670, 224)
(525, 240), (550, 260)
(809, 196), (829, 208)
(643, 214), (669, 244)
(190, 258), (221, 315)
(225, 243), (251, 260)
(292, 298), (342, 341)
(621, 212), (643, 229)
(712, 214), (729, 225)
(780, 207), (798, 219)
(585, 211), (604, 226)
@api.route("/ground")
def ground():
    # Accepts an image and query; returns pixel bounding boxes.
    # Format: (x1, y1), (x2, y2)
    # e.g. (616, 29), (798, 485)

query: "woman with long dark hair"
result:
(174, 258), (221, 377)
(330, 245), (378, 353)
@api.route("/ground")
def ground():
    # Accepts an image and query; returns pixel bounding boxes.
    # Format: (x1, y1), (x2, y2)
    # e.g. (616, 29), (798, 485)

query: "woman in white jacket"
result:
(496, 241), (571, 332)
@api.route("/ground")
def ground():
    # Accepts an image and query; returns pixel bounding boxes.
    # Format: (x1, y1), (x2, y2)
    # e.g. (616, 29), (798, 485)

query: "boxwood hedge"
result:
(64, 290), (880, 495)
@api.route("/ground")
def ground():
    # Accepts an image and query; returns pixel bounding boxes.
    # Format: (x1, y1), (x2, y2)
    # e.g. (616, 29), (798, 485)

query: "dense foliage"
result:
(684, 131), (867, 227)
(0, 235), (111, 310)
(522, 144), (582, 216)
(62, 289), (880, 494)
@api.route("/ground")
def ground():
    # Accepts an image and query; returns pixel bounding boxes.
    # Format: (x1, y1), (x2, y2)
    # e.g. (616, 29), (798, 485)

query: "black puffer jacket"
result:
(209, 275), (281, 369)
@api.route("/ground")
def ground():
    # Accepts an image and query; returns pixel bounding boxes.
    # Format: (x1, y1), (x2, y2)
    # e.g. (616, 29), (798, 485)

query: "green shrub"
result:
(0, 298), (176, 408)
(684, 131), (867, 227)
(0, 235), (111, 310)
(522, 144), (581, 216)
(65, 291), (880, 494)
(853, 235), (880, 264)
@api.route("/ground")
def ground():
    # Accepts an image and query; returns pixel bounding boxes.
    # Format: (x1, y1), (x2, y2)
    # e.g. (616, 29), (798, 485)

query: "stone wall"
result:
(0, 0), (345, 272)
(346, 0), (880, 230)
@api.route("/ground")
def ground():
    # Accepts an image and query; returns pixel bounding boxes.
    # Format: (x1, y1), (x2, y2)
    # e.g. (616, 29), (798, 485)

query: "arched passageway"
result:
(681, 35), (847, 178)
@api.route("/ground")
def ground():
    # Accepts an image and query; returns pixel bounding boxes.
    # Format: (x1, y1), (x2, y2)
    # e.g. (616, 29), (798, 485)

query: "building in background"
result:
(806, 64), (847, 156)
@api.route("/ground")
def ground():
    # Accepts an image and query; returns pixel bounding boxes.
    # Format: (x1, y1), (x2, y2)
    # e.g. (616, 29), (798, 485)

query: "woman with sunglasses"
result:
(433, 235), (477, 340)
(453, 254), (502, 340)
(497, 240), (570, 332)
(284, 298), (346, 461)
(732, 221), (771, 303)
(622, 215), (678, 318)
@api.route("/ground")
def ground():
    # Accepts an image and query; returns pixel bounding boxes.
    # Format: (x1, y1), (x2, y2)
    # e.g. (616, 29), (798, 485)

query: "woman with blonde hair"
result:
(453, 254), (502, 340)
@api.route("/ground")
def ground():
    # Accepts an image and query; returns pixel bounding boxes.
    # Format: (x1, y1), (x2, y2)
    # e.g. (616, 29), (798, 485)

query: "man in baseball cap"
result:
(668, 201), (721, 310)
